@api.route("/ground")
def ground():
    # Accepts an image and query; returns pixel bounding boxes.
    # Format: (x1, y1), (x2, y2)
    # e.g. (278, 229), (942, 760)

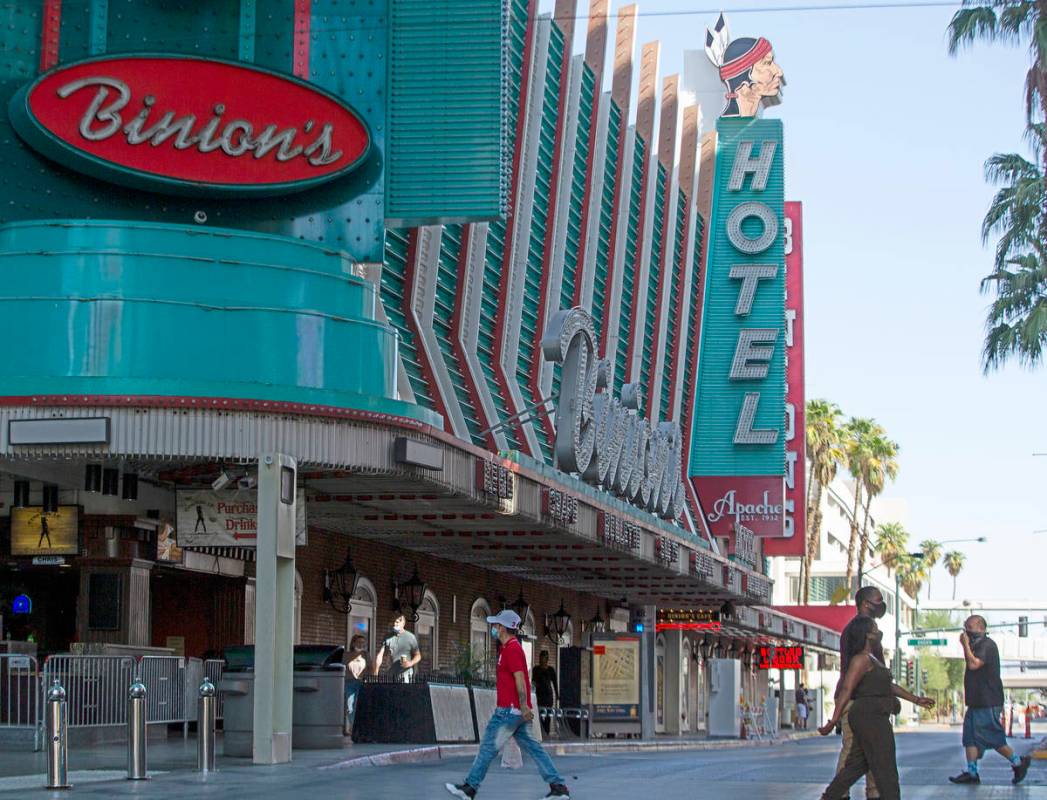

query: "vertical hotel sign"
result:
(764, 202), (805, 556)
(690, 117), (786, 538)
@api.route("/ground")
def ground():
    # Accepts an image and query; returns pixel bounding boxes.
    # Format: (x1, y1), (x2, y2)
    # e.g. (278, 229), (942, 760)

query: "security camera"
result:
(212, 472), (231, 491)
(238, 475), (257, 490)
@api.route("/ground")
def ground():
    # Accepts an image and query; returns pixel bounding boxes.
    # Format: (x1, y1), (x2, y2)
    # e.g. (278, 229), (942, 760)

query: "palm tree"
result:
(948, 2), (1047, 370)
(874, 522), (909, 571)
(919, 539), (943, 600)
(802, 400), (844, 603)
(856, 432), (900, 578)
(843, 417), (878, 586)
(896, 553), (927, 601)
(944, 551), (967, 600)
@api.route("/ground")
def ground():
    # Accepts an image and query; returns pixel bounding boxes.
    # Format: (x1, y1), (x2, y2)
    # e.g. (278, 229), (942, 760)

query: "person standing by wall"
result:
(373, 613), (421, 683)
(532, 650), (559, 735)
(344, 634), (369, 734)
(446, 610), (570, 799)
(795, 683), (809, 730)
(948, 615), (1031, 786)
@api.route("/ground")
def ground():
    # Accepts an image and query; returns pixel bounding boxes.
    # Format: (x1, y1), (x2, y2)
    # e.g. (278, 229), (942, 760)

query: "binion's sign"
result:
(690, 117), (786, 539)
(9, 55), (371, 197)
(542, 308), (686, 522)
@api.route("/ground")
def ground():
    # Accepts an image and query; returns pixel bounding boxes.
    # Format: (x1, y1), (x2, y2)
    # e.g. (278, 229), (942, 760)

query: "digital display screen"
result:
(758, 645), (804, 670)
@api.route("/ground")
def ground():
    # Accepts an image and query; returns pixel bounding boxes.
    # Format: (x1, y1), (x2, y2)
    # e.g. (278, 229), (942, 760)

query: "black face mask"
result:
(869, 601), (887, 619)
(965, 629), (984, 641)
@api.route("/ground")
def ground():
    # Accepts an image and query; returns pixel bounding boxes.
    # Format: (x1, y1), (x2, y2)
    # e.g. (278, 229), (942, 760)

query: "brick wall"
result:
(296, 529), (601, 672)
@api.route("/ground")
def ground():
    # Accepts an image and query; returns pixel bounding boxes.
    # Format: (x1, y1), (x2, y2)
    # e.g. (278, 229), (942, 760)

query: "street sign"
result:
(908, 638), (947, 647)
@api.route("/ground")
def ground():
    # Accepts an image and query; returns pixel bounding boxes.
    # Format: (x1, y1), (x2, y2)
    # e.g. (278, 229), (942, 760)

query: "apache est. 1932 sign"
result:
(9, 55), (371, 197)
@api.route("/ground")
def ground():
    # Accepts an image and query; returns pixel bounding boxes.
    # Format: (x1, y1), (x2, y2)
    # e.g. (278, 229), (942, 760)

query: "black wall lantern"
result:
(323, 549), (359, 615)
(700, 636), (713, 660)
(397, 566), (427, 622)
(546, 600), (571, 644)
(582, 604), (606, 634)
(510, 589), (530, 623)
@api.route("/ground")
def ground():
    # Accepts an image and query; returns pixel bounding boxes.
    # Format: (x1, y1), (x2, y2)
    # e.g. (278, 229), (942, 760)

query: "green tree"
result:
(874, 522), (909, 571)
(843, 417), (886, 586)
(919, 539), (943, 600)
(944, 551), (967, 600)
(896, 553), (927, 600)
(856, 432), (900, 578)
(803, 400), (845, 603)
(948, 2), (1047, 370)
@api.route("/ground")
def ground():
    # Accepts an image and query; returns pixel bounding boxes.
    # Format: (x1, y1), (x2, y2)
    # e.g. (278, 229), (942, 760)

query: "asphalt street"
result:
(4, 729), (1045, 799)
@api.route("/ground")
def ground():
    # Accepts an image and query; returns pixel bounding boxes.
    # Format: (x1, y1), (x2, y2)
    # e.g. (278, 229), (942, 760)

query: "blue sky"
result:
(551, 0), (1046, 601)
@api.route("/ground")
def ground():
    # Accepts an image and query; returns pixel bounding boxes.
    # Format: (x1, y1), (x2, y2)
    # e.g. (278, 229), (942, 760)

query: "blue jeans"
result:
(465, 708), (564, 788)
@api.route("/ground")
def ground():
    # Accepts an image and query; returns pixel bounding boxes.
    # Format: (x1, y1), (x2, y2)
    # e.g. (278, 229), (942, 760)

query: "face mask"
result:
(965, 629), (983, 641)
(871, 601), (887, 619)
(491, 626), (500, 639)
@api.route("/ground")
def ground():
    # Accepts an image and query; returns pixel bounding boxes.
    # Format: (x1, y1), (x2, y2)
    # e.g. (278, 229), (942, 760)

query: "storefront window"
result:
(348, 578), (377, 656)
(681, 640), (691, 732)
(519, 609), (537, 669)
(470, 598), (492, 681)
(416, 589), (439, 673)
(655, 634), (665, 733)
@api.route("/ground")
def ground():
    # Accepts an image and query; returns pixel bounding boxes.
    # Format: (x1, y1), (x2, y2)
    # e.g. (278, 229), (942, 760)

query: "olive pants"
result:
(823, 705), (898, 800)
(831, 702), (879, 799)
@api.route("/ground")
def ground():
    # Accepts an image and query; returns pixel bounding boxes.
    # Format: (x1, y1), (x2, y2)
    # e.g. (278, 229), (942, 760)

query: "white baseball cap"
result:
(486, 609), (522, 630)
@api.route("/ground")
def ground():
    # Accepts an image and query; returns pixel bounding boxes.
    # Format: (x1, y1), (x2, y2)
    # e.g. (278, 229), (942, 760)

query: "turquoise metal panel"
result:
(386, 0), (506, 226)
(613, 134), (645, 394)
(659, 188), (687, 422)
(238, 0), (256, 63)
(640, 163), (667, 400)
(689, 117), (786, 476)
(590, 99), (621, 342)
(0, 220), (439, 425)
(383, 228), (434, 410)
(0, 0), (388, 263)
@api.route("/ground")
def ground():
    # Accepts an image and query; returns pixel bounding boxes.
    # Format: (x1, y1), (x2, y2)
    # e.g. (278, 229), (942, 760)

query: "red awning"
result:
(774, 605), (856, 634)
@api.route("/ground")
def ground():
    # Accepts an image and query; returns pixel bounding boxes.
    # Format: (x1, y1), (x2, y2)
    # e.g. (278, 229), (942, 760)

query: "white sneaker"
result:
(445, 782), (476, 799)
(541, 785), (570, 799)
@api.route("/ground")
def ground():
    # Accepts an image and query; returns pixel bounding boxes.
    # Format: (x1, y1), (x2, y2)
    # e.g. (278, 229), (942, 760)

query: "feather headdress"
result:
(704, 13), (730, 69)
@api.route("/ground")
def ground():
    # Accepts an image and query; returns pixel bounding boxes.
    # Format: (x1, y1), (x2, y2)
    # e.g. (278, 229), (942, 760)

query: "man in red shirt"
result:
(446, 609), (570, 799)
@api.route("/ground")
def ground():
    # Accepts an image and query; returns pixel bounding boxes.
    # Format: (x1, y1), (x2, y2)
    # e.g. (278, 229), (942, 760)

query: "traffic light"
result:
(906, 658), (915, 687)
(921, 669), (928, 686)
(1019, 616), (1029, 638)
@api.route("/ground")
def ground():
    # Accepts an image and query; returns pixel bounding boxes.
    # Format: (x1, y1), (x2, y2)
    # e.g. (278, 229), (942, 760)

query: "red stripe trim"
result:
(450, 226), (498, 450)
(402, 229), (453, 431)
(491, 0), (538, 457)
(39, 0), (62, 71)
(529, 12), (575, 451)
(719, 38), (771, 81)
(293, 0), (311, 79)
(598, 106), (629, 360)
(645, 177), (675, 420)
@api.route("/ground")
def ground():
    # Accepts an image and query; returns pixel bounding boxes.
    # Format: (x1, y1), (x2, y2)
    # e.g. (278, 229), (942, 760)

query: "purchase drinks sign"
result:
(176, 489), (307, 548)
(9, 55), (370, 196)
(689, 117), (786, 538)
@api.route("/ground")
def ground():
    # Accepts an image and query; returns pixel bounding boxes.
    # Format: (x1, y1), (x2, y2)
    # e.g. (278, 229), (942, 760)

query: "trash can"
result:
(217, 646), (256, 758)
(292, 645), (348, 749)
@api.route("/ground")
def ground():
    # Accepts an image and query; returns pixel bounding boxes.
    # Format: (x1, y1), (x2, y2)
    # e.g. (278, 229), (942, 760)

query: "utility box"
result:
(707, 658), (741, 738)
(218, 646), (257, 757)
(292, 645), (348, 749)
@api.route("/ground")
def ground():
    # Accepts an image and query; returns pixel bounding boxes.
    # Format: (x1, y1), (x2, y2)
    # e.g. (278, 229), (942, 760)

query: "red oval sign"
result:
(10, 55), (371, 196)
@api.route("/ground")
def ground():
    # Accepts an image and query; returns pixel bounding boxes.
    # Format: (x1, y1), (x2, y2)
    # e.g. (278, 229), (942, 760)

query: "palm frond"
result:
(947, 6), (1000, 54)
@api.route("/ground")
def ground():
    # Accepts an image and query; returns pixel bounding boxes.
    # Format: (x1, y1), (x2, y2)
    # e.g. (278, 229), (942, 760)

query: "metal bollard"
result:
(45, 679), (70, 790)
(197, 677), (217, 773)
(127, 680), (148, 780)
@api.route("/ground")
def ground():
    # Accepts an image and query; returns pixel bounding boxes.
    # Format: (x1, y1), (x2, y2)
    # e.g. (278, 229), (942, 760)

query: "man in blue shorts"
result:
(949, 615), (1030, 785)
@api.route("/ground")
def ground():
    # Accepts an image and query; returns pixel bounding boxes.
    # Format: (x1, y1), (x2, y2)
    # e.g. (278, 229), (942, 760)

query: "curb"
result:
(320, 732), (821, 770)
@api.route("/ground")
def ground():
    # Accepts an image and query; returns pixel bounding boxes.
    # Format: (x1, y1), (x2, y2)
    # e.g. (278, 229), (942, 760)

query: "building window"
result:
(348, 577), (377, 655)
(470, 598), (493, 681)
(416, 589), (439, 673)
(789, 576), (801, 603)
(808, 576), (849, 603)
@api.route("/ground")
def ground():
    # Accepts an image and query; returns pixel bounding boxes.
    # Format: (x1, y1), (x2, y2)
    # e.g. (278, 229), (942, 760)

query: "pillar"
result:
(638, 604), (657, 739)
(253, 453), (297, 765)
(663, 628), (682, 735)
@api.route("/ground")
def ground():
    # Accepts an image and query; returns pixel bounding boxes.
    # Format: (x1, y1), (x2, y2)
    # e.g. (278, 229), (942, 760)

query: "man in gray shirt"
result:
(373, 613), (422, 683)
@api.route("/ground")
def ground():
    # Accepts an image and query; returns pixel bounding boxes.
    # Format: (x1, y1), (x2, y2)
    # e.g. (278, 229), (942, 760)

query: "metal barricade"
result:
(0, 653), (40, 732)
(135, 656), (186, 725)
(204, 659), (225, 720)
(41, 655), (136, 731)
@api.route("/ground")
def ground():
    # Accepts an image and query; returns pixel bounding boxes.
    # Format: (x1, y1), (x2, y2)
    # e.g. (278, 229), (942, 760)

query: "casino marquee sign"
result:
(542, 308), (686, 523)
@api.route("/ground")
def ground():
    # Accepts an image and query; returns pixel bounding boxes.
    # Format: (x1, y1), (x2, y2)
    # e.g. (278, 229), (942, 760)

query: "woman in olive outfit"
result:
(819, 617), (935, 800)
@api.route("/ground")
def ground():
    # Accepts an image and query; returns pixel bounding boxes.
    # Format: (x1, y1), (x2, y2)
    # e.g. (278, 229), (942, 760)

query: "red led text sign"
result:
(10, 55), (370, 196)
(757, 645), (804, 670)
(655, 608), (722, 632)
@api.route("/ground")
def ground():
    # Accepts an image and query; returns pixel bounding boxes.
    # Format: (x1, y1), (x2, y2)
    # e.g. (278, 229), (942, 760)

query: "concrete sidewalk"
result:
(0, 728), (820, 788)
